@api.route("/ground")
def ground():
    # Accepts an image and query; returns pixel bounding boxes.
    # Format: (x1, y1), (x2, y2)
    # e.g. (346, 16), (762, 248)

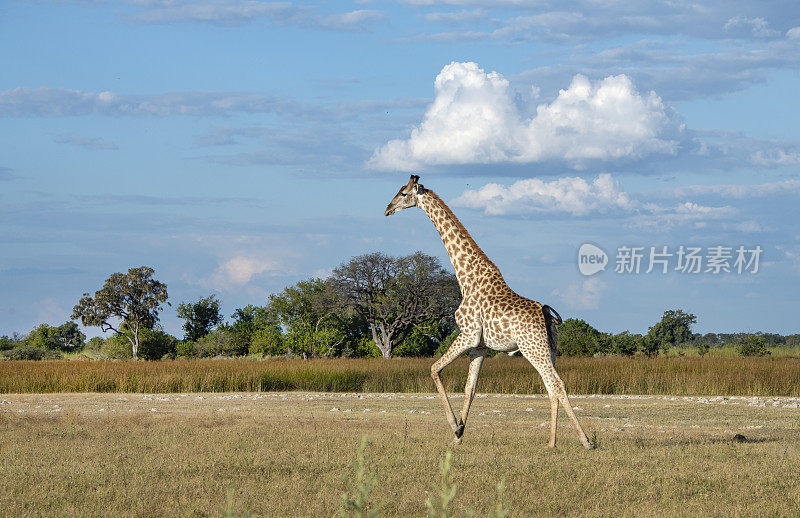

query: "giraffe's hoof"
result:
(454, 424), (465, 439)
(451, 436), (463, 446)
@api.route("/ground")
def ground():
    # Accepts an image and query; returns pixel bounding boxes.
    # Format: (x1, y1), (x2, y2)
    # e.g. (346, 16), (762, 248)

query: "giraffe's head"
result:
(385, 175), (428, 216)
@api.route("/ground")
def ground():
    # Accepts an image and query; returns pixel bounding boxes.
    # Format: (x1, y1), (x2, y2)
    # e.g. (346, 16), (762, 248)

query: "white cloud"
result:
(368, 62), (681, 170)
(733, 220), (769, 233)
(552, 277), (606, 310)
(453, 173), (742, 230)
(125, 1), (382, 31)
(452, 173), (634, 216)
(206, 255), (280, 290)
(666, 179), (800, 198)
(424, 9), (489, 24)
(750, 149), (800, 166)
(0, 87), (309, 118)
(724, 16), (780, 38)
(626, 202), (737, 230)
(404, 1), (798, 43)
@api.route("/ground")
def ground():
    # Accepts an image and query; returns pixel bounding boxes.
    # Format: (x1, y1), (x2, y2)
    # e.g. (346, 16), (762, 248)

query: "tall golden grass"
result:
(1, 356), (799, 395)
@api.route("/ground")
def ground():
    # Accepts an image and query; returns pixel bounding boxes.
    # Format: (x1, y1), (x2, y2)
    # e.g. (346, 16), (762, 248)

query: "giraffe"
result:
(385, 175), (594, 449)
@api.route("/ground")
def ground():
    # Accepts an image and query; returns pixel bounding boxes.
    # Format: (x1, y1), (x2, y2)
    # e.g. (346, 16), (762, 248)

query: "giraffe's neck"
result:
(418, 191), (503, 293)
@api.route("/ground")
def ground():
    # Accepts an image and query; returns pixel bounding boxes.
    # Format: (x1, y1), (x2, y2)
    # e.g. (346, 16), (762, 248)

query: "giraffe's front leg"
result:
(430, 328), (481, 440)
(454, 347), (486, 444)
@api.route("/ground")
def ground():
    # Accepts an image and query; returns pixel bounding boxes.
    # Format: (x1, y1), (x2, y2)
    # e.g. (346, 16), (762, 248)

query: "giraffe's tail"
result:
(542, 304), (562, 360)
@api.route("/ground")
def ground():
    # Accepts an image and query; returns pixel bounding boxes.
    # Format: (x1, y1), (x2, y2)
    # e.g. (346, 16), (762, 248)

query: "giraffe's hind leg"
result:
(549, 395), (558, 448)
(519, 342), (593, 449)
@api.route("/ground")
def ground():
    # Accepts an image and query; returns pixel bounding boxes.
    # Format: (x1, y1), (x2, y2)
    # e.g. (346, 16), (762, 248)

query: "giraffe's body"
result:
(385, 175), (593, 449)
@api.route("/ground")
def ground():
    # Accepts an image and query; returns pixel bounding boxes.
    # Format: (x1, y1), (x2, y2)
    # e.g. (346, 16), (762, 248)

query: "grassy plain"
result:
(2, 355), (800, 396)
(1, 391), (799, 517)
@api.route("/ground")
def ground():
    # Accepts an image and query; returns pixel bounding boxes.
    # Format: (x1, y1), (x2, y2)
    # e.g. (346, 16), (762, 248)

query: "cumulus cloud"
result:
(206, 255), (280, 290)
(552, 277), (606, 310)
(452, 173), (742, 230)
(453, 174), (634, 216)
(369, 62), (681, 171)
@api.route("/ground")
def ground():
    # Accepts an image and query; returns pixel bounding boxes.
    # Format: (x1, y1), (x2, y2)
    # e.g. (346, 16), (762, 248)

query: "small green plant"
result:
(588, 431), (601, 449)
(488, 478), (510, 518)
(426, 450), (458, 518)
(339, 436), (381, 518)
(222, 489), (254, 518)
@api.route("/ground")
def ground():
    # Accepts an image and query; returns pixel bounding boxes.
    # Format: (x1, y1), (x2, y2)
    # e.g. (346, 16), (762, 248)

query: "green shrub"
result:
(195, 328), (244, 357)
(611, 332), (642, 356)
(84, 337), (105, 353)
(102, 335), (134, 359)
(343, 337), (381, 359)
(2, 346), (61, 360)
(737, 335), (770, 357)
(394, 327), (437, 357)
(339, 436), (381, 517)
(426, 450), (457, 518)
(176, 341), (198, 358)
(558, 319), (605, 356)
(0, 335), (16, 351)
(435, 330), (459, 357)
(249, 326), (285, 356)
(138, 328), (178, 360)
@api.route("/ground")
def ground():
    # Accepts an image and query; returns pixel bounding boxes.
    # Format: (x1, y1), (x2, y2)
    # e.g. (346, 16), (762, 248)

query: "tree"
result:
(266, 279), (350, 358)
(557, 319), (603, 357)
(647, 309), (697, 353)
(176, 295), (223, 341)
(72, 266), (169, 360)
(610, 331), (642, 356)
(330, 252), (460, 358)
(51, 321), (86, 351)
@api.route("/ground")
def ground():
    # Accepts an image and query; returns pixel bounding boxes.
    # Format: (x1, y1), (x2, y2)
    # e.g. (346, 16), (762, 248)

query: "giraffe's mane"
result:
(426, 190), (499, 270)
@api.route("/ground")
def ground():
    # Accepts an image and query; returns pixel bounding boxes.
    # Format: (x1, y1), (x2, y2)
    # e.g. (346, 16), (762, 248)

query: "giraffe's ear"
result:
(416, 184), (428, 194)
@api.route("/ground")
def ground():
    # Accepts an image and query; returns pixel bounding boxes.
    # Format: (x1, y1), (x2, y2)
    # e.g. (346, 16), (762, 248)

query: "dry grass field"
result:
(3, 356), (800, 396)
(2, 391), (799, 517)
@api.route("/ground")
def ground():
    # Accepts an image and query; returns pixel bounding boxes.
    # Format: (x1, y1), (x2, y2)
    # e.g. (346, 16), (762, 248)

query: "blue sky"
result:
(1, 0), (799, 338)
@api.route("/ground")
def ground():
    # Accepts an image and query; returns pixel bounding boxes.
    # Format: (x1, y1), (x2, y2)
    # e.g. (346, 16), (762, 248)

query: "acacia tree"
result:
(330, 252), (460, 358)
(72, 266), (169, 359)
(176, 295), (223, 341)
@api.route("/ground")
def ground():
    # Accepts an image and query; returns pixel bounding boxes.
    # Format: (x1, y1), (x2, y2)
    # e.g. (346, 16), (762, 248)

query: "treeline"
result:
(557, 309), (799, 358)
(1, 257), (797, 361)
